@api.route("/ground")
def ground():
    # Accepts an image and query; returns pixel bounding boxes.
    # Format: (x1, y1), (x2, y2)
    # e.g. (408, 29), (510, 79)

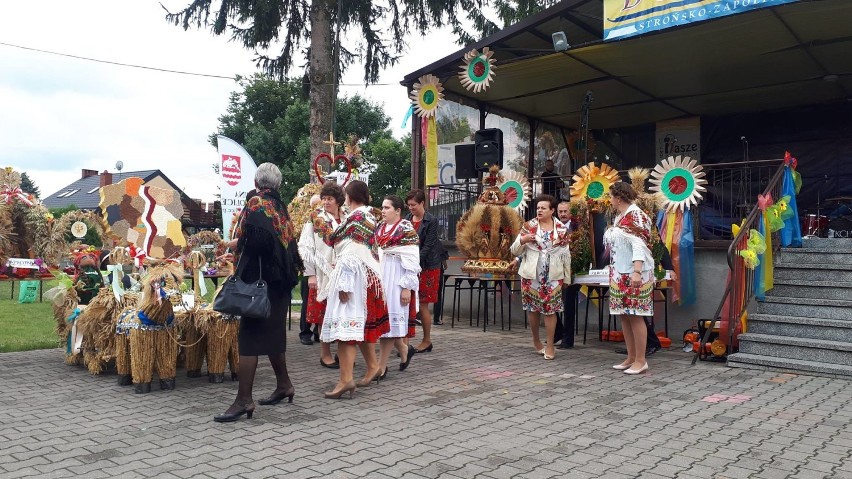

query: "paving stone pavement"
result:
(2, 323), (852, 479)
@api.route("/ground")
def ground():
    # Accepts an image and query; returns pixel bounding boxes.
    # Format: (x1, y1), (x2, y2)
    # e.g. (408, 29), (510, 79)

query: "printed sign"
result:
(221, 155), (241, 187)
(217, 136), (259, 241)
(604, 0), (800, 41)
(656, 117), (701, 164)
(6, 258), (39, 269)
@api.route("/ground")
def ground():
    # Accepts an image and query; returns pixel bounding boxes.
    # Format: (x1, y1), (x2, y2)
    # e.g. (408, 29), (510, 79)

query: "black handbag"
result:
(213, 254), (271, 319)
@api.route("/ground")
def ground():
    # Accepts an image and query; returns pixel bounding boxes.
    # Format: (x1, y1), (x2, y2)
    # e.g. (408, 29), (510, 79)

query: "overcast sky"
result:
(1, 1), (464, 202)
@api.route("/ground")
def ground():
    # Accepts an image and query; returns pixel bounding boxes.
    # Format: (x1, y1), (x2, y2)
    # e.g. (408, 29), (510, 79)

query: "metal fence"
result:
(428, 160), (783, 242)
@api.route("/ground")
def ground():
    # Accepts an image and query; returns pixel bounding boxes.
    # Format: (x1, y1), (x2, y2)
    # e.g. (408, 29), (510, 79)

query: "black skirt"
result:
(238, 283), (289, 356)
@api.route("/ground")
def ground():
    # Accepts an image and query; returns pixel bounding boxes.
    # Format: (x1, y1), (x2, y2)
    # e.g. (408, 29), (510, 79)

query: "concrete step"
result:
(773, 263), (852, 282)
(778, 248), (852, 265)
(738, 333), (852, 366)
(803, 238), (852, 249)
(748, 314), (852, 342)
(757, 296), (852, 320)
(767, 278), (852, 301)
(727, 352), (852, 378)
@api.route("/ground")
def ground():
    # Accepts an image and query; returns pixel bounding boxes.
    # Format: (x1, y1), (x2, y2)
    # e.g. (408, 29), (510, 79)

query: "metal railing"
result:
(692, 159), (787, 364)
(696, 159), (784, 240)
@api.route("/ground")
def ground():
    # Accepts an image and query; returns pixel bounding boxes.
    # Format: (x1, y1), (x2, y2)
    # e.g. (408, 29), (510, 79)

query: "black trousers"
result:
(646, 317), (661, 349)
(557, 284), (580, 347)
(298, 277), (317, 341)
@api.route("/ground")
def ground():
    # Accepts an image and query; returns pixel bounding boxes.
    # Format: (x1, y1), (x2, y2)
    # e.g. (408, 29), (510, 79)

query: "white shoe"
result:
(612, 363), (631, 370)
(624, 363), (649, 375)
(536, 347), (546, 356)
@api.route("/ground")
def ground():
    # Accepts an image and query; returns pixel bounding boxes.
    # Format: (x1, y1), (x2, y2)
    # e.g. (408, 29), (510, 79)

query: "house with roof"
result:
(42, 169), (220, 231)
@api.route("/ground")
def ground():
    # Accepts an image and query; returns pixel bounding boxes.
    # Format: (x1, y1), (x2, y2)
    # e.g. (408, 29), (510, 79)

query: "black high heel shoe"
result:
(213, 402), (255, 422)
(378, 367), (388, 380)
(258, 390), (295, 405)
(400, 345), (416, 371)
(414, 343), (433, 353)
(320, 358), (340, 369)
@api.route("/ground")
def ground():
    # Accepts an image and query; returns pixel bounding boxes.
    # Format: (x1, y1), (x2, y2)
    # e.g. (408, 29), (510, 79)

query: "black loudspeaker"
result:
(454, 144), (477, 180)
(474, 128), (503, 170)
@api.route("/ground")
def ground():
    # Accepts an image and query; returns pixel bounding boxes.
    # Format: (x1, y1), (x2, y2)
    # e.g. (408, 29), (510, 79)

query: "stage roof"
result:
(402, 0), (852, 129)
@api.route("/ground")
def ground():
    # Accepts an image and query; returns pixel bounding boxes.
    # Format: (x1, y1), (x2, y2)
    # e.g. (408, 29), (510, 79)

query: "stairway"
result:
(727, 238), (852, 378)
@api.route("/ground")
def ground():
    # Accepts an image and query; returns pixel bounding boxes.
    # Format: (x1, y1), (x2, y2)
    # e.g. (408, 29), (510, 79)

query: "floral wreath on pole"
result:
(649, 155), (707, 213)
(410, 74), (443, 118)
(570, 162), (620, 212)
(313, 153), (353, 185)
(458, 47), (496, 93)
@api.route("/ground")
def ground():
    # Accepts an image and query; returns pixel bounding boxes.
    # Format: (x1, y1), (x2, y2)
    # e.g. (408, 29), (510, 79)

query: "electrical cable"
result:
(0, 40), (399, 86)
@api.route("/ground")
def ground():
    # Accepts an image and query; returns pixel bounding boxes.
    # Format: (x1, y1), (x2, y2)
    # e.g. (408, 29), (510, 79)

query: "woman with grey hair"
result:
(214, 162), (299, 422)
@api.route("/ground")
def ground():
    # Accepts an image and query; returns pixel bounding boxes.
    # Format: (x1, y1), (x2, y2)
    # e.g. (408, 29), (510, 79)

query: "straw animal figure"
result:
(115, 261), (184, 394)
(194, 305), (240, 383)
(179, 250), (208, 379)
(76, 247), (137, 375)
(45, 282), (81, 364)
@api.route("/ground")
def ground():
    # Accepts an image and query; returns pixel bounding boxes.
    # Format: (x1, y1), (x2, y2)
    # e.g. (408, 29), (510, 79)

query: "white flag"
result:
(217, 136), (258, 241)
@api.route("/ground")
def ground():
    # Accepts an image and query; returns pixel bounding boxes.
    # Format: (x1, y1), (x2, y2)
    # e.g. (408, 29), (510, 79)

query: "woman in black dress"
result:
(214, 163), (299, 422)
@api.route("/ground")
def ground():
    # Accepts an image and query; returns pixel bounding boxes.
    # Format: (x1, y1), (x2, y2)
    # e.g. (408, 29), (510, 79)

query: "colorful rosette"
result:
(410, 74), (443, 118)
(649, 155), (707, 212)
(458, 47), (496, 93)
(739, 249), (760, 270)
(747, 229), (766, 254)
(498, 169), (531, 213)
(570, 162), (620, 202)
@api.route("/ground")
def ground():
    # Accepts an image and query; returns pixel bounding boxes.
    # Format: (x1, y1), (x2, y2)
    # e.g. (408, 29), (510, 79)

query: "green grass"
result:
(0, 276), (304, 353)
(0, 280), (60, 353)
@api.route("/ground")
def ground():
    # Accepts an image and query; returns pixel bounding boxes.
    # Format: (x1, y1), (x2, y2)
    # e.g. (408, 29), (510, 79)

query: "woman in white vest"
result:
(297, 182), (344, 369)
(604, 182), (655, 375)
(511, 195), (571, 361)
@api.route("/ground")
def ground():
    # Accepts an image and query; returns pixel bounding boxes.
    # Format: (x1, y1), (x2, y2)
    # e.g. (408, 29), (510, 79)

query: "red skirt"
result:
(363, 278), (390, 344)
(306, 287), (326, 325)
(418, 268), (441, 304)
(407, 300), (417, 338)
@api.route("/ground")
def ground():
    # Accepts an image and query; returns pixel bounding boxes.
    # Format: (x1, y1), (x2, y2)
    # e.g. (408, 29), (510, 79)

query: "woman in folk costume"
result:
(604, 182), (655, 375)
(298, 182), (345, 369)
(214, 163), (299, 422)
(373, 195), (418, 379)
(510, 195), (571, 361)
(319, 180), (390, 399)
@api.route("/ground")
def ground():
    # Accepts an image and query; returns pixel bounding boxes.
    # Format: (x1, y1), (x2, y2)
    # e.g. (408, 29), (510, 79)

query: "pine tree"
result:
(165, 0), (497, 172)
(20, 172), (40, 199)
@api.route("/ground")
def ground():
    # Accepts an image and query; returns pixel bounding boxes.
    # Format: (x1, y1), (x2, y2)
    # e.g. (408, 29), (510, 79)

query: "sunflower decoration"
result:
(410, 74), (443, 118)
(498, 169), (531, 213)
(458, 47), (496, 93)
(570, 161), (620, 211)
(649, 155), (707, 213)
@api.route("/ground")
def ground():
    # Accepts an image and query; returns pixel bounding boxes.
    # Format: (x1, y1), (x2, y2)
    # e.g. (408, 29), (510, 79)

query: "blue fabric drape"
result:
(679, 209), (696, 306)
(780, 166), (802, 247)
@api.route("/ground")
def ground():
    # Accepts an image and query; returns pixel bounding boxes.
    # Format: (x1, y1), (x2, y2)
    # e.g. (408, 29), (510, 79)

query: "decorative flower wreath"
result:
(498, 169), (531, 213)
(410, 74), (443, 118)
(313, 153), (353, 185)
(458, 47), (496, 93)
(570, 162), (620, 211)
(649, 155), (707, 212)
